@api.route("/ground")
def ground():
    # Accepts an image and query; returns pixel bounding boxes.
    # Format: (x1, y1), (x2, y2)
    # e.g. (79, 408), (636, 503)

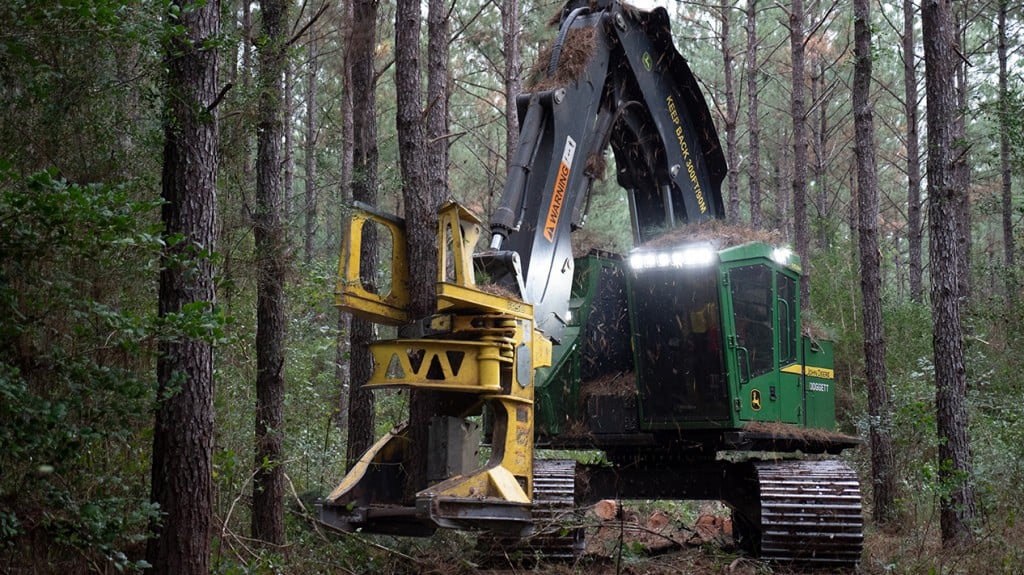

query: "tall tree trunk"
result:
(395, 2), (432, 320)
(146, 0), (219, 572)
(745, 0), (763, 229)
(904, 0), (924, 303)
(811, 60), (830, 251)
(241, 0), (254, 188)
(398, 0), (453, 500)
(242, 0), (253, 79)
(284, 60), (294, 246)
(427, 0), (449, 198)
(721, 3), (739, 222)
(849, 171), (859, 263)
(789, 0), (811, 308)
(502, 0), (522, 164)
(853, 0), (899, 525)
(305, 28), (319, 265)
(999, 0), (1013, 276)
(922, 0), (977, 545)
(771, 128), (792, 239)
(953, 4), (971, 300)
(335, 0), (354, 433)
(346, 0), (379, 470)
(252, 0), (289, 546)
(395, 0), (445, 500)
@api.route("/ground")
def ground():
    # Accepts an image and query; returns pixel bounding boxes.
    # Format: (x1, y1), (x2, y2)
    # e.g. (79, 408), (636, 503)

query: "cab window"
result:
(730, 265), (774, 378)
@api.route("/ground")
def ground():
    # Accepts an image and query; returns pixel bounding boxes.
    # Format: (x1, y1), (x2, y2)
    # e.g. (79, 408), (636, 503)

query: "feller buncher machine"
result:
(320, 0), (863, 567)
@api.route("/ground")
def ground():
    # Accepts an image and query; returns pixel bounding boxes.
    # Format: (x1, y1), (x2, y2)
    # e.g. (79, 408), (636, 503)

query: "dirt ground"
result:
(473, 502), (794, 575)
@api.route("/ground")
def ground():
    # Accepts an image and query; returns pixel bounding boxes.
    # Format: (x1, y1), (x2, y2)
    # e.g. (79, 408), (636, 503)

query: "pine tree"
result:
(853, 0), (899, 525)
(789, 0), (811, 308)
(345, 0), (379, 469)
(922, 0), (977, 545)
(252, 0), (289, 546)
(146, 0), (220, 571)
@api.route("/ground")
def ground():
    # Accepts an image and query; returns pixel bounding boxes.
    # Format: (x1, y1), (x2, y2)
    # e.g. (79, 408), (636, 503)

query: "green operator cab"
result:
(534, 241), (837, 446)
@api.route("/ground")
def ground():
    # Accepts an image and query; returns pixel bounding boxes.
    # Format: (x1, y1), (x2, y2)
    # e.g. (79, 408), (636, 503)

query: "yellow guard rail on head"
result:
(335, 204), (410, 325)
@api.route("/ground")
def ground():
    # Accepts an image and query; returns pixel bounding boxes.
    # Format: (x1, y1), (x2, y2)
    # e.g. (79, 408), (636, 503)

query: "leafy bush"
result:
(0, 168), (163, 572)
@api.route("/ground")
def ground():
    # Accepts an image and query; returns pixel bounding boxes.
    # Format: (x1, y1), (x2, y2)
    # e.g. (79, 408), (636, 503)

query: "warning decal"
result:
(543, 136), (577, 242)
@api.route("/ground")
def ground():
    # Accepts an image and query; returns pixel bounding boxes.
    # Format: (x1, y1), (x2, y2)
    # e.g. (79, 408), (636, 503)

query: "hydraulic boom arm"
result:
(480, 0), (726, 341)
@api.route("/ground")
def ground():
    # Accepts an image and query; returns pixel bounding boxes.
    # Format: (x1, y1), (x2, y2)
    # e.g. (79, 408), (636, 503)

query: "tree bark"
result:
(770, 127), (792, 239)
(427, 0), (450, 200)
(346, 0), (379, 470)
(395, 0), (447, 499)
(305, 27), (319, 265)
(502, 0), (522, 164)
(284, 60), (294, 246)
(811, 60), (830, 251)
(745, 0), (763, 229)
(853, 0), (899, 525)
(242, 0), (253, 79)
(922, 0), (977, 545)
(252, 0), (289, 546)
(999, 0), (1013, 275)
(903, 0), (924, 303)
(721, 3), (740, 222)
(241, 0), (255, 188)
(395, 0), (433, 320)
(396, 0), (453, 500)
(789, 0), (811, 308)
(335, 0), (354, 433)
(953, 4), (971, 301)
(146, 0), (219, 572)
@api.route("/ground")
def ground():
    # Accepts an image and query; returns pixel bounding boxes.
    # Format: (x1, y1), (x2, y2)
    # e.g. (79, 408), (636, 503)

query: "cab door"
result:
(775, 271), (803, 424)
(725, 264), (804, 424)
(726, 264), (780, 422)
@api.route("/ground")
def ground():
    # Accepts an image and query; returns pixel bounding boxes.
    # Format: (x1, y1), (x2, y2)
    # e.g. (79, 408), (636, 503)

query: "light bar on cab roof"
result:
(629, 244), (717, 270)
(772, 246), (793, 266)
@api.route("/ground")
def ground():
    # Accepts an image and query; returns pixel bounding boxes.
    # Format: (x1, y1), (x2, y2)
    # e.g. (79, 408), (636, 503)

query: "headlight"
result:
(772, 246), (793, 266)
(629, 245), (716, 269)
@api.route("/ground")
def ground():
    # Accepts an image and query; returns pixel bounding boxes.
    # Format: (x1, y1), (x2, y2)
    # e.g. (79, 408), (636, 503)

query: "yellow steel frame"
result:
(335, 207), (410, 324)
(329, 201), (551, 524)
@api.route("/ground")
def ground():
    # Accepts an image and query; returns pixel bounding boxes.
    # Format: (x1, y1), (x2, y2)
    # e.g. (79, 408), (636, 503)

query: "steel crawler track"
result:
(477, 459), (583, 563)
(750, 460), (864, 567)
(482, 458), (863, 568)
(527, 459), (585, 559)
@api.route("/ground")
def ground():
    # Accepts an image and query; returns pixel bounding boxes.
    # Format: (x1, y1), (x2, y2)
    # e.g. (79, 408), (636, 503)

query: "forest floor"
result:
(475, 516), (761, 575)
(294, 498), (1024, 575)
(408, 502), (831, 575)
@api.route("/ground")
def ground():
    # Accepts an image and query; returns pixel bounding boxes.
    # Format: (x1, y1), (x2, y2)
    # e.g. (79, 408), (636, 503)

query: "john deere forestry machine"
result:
(320, 0), (863, 567)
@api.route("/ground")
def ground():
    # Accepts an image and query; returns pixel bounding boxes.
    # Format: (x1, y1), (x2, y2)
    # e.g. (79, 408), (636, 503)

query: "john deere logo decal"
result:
(750, 389), (762, 411)
(642, 52), (653, 71)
